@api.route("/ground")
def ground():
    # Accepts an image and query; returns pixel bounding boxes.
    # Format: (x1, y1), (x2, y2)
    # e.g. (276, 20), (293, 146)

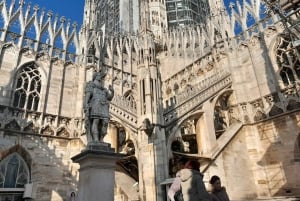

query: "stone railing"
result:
(111, 94), (137, 114)
(164, 71), (232, 124)
(177, 70), (230, 105)
(110, 94), (138, 128)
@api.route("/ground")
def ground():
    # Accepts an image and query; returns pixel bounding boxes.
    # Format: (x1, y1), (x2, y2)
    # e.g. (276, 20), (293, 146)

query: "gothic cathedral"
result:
(0, 0), (299, 200)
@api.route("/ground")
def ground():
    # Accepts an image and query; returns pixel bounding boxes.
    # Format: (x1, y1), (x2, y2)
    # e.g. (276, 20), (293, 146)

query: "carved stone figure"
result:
(84, 70), (114, 144)
(140, 118), (154, 137)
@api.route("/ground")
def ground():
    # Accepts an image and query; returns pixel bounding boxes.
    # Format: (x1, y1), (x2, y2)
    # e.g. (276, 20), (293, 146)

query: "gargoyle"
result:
(140, 118), (154, 137)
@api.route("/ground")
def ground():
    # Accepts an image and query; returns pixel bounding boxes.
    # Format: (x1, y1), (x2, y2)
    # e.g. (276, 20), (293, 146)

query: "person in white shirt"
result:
(167, 158), (188, 201)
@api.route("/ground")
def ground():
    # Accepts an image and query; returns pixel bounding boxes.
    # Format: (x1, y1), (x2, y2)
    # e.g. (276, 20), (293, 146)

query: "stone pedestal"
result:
(72, 143), (122, 201)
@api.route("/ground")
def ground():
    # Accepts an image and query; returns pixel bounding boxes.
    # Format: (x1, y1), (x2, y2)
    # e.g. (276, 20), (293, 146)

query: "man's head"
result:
(93, 71), (106, 81)
(209, 175), (222, 190)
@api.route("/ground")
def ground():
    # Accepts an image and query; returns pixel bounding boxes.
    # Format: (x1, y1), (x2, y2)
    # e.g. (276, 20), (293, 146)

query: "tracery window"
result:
(0, 153), (30, 201)
(0, 153), (29, 188)
(124, 91), (136, 109)
(276, 35), (300, 86)
(13, 63), (41, 111)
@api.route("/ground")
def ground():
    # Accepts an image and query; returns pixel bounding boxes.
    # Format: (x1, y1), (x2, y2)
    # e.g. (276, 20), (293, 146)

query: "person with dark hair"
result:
(180, 160), (211, 201)
(184, 160), (200, 170)
(209, 175), (230, 201)
(168, 158), (188, 201)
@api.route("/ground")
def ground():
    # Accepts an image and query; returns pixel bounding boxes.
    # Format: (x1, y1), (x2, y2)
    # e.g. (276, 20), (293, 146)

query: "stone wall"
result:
(207, 112), (300, 200)
(0, 42), (84, 120)
(0, 131), (83, 201)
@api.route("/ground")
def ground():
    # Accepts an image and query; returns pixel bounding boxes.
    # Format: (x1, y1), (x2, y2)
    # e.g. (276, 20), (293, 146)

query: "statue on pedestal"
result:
(84, 70), (114, 144)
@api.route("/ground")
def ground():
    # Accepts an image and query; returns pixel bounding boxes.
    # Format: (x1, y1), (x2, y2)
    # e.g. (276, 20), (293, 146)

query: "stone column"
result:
(195, 102), (217, 156)
(72, 144), (122, 201)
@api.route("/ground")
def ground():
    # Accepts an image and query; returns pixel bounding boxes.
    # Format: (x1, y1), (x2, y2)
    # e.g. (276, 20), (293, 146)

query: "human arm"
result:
(167, 177), (181, 201)
(107, 85), (114, 101)
(84, 82), (93, 113)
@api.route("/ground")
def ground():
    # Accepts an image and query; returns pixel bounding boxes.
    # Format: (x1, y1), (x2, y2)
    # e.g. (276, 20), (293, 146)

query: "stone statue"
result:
(84, 70), (114, 144)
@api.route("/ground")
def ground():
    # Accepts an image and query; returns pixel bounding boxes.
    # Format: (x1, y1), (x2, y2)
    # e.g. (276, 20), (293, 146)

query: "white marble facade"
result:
(0, 0), (299, 201)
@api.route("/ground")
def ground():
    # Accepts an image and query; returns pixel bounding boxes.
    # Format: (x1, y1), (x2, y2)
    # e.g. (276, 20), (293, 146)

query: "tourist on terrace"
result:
(209, 175), (230, 201)
(168, 158), (188, 201)
(180, 160), (211, 201)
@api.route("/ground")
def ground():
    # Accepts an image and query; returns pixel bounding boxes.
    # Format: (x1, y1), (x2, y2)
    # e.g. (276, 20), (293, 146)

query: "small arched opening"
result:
(213, 91), (234, 139)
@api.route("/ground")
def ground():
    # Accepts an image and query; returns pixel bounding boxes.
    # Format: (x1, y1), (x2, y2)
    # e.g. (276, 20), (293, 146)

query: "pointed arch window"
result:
(276, 35), (300, 85)
(0, 153), (30, 188)
(13, 63), (41, 111)
(124, 91), (137, 109)
(0, 153), (30, 201)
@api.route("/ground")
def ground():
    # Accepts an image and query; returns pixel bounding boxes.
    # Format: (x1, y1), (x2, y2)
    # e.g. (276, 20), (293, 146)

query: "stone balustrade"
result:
(110, 94), (138, 129)
(111, 94), (137, 115)
(164, 71), (232, 124)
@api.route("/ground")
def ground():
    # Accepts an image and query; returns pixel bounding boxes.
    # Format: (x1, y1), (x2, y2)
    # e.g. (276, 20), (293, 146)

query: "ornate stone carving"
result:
(0, 108), (13, 128)
(228, 107), (241, 124)
(265, 27), (276, 38)
(56, 118), (71, 137)
(254, 110), (267, 121)
(57, 128), (70, 137)
(24, 122), (39, 133)
(197, 68), (204, 76)
(5, 120), (21, 130)
(0, 108), (32, 131)
(166, 87), (172, 95)
(120, 140), (135, 155)
(205, 61), (214, 71)
(250, 99), (264, 109)
(268, 105), (284, 117)
(249, 35), (260, 47)
(286, 99), (300, 111)
(41, 125), (55, 136)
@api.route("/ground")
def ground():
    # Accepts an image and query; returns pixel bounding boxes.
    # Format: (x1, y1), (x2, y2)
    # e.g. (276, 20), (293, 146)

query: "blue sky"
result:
(27, 0), (236, 27)
(2, 0), (264, 36)
(27, 0), (84, 25)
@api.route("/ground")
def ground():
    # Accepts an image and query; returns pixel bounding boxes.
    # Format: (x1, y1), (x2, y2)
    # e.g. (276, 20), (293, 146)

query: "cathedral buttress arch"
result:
(166, 108), (214, 160)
